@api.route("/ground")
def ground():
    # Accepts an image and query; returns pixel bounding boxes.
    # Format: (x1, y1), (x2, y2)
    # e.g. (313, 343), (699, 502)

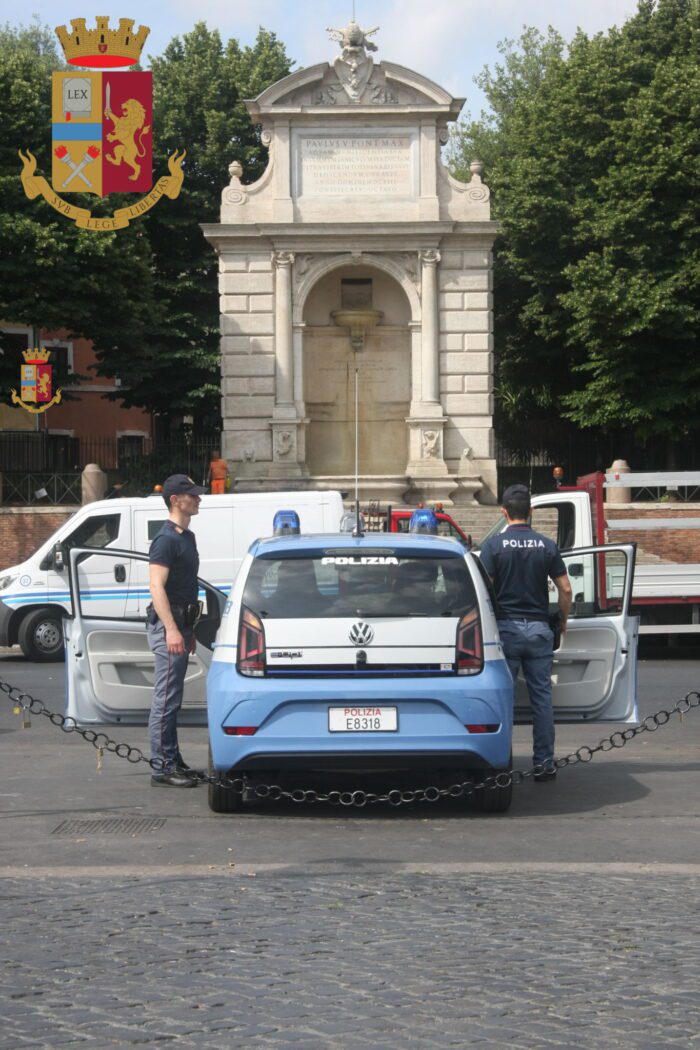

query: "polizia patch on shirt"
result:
(321, 556), (400, 566)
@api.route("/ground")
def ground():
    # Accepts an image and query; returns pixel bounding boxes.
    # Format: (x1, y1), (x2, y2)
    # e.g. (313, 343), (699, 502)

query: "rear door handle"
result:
(114, 564), (126, 583)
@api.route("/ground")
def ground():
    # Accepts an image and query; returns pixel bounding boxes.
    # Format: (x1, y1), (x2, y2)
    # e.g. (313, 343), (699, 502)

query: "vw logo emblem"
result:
(349, 621), (374, 646)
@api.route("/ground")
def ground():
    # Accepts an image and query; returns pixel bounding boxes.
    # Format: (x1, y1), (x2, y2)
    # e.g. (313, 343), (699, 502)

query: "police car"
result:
(205, 509), (508, 812)
(64, 510), (639, 814)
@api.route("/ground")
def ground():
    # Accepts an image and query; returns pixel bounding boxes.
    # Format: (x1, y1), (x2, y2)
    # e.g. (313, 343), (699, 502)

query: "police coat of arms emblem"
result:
(18, 16), (185, 230)
(11, 348), (62, 414)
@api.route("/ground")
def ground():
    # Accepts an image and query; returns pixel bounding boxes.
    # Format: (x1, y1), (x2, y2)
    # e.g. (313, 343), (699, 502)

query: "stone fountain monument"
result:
(203, 19), (498, 504)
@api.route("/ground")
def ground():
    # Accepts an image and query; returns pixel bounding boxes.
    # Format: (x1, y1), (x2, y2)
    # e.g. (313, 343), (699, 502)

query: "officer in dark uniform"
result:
(147, 474), (206, 787)
(480, 484), (572, 781)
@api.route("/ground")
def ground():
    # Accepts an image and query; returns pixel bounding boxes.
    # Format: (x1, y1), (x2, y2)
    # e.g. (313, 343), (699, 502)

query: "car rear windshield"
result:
(242, 553), (478, 619)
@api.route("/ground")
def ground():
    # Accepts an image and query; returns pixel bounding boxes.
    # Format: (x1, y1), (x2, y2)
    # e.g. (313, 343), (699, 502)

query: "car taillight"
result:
(237, 606), (265, 677)
(223, 726), (258, 736)
(456, 608), (483, 675)
(465, 724), (500, 733)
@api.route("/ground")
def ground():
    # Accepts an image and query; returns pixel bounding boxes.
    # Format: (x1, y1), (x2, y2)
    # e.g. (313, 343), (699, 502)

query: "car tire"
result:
(207, 745), (243, 813)
(18, 609), (65, 662)
(470, 754), (513, 814)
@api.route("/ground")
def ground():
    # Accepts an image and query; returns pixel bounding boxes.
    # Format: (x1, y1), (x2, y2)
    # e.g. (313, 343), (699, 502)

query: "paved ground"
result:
(0, 652), (698, 1048)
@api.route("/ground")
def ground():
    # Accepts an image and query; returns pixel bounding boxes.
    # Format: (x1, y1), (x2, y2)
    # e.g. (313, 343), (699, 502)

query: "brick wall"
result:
(606, 504), (700, 564)
(0, 507), (76, 568)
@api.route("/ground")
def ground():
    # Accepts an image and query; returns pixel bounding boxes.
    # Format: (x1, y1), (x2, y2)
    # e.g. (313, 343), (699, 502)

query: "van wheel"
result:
(18, 609), (65, 662)
(207, 745), (243, 813)
(469, 755), (513, 814)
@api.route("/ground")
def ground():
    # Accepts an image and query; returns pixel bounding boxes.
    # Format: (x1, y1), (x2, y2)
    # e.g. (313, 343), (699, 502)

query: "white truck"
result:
(475, 471), (700, 638)
(0, 490), (344, 660)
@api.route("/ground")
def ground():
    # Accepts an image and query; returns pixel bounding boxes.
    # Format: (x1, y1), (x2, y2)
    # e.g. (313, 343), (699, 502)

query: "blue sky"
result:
(4, 1), (642, 116)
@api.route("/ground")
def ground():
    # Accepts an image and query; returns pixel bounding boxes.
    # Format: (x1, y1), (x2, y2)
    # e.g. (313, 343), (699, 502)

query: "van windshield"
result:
(243, 554), (477, 619)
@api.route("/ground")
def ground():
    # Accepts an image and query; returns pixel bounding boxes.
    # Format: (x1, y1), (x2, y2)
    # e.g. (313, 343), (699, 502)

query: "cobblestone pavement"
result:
(2, 872), (699, 1049)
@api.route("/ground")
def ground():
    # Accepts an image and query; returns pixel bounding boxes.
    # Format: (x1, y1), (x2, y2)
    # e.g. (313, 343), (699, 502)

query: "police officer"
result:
(479, 484), (572, 781)
(147, 474), (205, 787)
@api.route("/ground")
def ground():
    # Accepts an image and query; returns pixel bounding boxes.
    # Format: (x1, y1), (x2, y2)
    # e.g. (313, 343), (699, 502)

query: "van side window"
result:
(63, 514), (120, 552)
(147, 519), (167, 541)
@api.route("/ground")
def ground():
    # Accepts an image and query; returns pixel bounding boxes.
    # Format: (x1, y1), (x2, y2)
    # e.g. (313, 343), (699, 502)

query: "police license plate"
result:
(328, 706), (398, 732)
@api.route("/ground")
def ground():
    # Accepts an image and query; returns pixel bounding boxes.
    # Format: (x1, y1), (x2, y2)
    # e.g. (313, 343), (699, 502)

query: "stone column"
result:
(272, 250), (295, 414)
(405, 248), (456, 503)
(420, 249), (441, 406)
(270, 250), (304, 477)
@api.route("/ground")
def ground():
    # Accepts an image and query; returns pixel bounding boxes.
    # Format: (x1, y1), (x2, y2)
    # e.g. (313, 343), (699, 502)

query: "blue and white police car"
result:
(206, 509), (516, 813)
(64, 509), (638, 812)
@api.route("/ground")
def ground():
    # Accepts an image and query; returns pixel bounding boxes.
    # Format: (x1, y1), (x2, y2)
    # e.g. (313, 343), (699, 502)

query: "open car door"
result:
(513, 543), (639, 724)
(65, 548), (226, 726)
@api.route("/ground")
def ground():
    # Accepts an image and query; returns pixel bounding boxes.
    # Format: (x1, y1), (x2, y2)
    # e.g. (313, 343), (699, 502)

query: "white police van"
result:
(64, 508), (639, 812)
(0, 490), (343, 661)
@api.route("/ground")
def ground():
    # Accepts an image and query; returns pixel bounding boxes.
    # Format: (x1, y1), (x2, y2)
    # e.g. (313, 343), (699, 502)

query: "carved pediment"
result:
(248, 61), (463, 116)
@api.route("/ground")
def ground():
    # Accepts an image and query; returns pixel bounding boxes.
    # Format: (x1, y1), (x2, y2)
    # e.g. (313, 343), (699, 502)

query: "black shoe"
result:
(151, 772), (198, 788)
(174, 754), (205, 778)
(175, 761), (205, 780)
(533, 768), (557, 783)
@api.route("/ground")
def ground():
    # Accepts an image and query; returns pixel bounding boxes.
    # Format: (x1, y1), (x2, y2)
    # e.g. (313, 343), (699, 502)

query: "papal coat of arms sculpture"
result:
(18, 15), (185, 231)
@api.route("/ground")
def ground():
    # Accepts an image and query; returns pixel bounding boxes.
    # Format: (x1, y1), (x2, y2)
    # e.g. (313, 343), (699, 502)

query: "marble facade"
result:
(203, 20), (498, 504)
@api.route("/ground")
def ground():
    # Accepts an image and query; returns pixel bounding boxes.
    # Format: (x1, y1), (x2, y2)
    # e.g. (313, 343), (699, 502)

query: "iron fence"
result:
(0, 473), (82, 505)
(0, 434), (219, 503)
(496, 420), (700, 495)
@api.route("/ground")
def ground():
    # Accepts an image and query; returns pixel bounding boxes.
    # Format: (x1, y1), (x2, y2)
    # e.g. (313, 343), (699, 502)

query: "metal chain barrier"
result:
(1, 678), (698, 808)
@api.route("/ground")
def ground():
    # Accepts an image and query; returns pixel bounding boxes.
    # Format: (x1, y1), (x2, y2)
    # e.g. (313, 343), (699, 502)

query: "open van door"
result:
(65, 548), (226, 726)
(513, 543), (639, 723)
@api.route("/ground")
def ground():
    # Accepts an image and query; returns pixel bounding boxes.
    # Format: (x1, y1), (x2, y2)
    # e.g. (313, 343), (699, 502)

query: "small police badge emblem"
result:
(11, 348), (62, 414)
(18, 16), (185, 231)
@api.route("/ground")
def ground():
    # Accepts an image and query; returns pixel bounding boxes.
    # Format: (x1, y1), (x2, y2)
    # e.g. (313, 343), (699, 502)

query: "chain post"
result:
(0, 678), (698, 807)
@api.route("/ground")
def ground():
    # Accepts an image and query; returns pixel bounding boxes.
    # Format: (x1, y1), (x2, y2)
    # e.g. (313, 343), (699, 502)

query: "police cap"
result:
(163, 474), (206, 500)
(501, 483), (530, 504)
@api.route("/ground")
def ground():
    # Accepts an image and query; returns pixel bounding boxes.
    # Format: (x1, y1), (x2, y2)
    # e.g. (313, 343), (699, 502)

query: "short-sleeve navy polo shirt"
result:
(480, 523), (567, 622)
(149, 520), (200, 607)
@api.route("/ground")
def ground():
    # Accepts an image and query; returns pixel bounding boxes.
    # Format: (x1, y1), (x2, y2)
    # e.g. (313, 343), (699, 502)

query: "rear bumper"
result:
(230, 749), (497, 775)
(207, 657), (514, 776)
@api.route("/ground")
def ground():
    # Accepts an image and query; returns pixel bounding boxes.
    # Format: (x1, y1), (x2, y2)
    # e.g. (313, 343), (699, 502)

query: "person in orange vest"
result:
(207, 449), (230, 494)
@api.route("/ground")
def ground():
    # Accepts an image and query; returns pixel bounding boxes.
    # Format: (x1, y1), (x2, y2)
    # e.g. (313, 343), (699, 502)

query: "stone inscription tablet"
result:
(299, 134), (413, 197)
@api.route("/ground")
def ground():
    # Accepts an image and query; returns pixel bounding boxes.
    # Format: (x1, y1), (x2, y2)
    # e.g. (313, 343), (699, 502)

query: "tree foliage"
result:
(448, 0), (700, 443)
(0, 21), (292, 427)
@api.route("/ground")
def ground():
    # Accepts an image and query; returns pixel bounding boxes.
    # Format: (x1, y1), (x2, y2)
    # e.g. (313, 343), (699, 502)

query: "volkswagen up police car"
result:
(206, 509), (516, 812)
(64, 509), (638, 814)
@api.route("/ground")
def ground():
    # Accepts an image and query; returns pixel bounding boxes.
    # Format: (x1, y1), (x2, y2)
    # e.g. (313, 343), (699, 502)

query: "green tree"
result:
(448, 0), (700, 452)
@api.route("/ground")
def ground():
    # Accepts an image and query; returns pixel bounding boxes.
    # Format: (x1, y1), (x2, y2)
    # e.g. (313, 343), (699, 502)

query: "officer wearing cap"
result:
(147, 474), (206, 787)
(479, 484), (572, 781)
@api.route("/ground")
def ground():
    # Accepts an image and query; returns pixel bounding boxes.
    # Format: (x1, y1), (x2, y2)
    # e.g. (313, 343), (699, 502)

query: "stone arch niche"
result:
(302, 263), (412, 498)
(203, 18), (498, 504)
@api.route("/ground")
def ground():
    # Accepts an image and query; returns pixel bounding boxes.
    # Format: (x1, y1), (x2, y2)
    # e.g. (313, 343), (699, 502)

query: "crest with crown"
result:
(55, 16), (149, 68)
(23, 347), (52, 363)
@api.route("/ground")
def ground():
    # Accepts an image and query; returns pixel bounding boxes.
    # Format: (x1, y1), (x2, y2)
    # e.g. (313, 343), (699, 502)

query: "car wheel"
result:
(207, 745), (243, 813)
(469, 754), (513, 814)
(18, 609), (65, 662)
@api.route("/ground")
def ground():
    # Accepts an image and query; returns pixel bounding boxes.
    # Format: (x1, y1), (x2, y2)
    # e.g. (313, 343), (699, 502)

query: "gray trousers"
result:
(147, 620), (193, 774)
